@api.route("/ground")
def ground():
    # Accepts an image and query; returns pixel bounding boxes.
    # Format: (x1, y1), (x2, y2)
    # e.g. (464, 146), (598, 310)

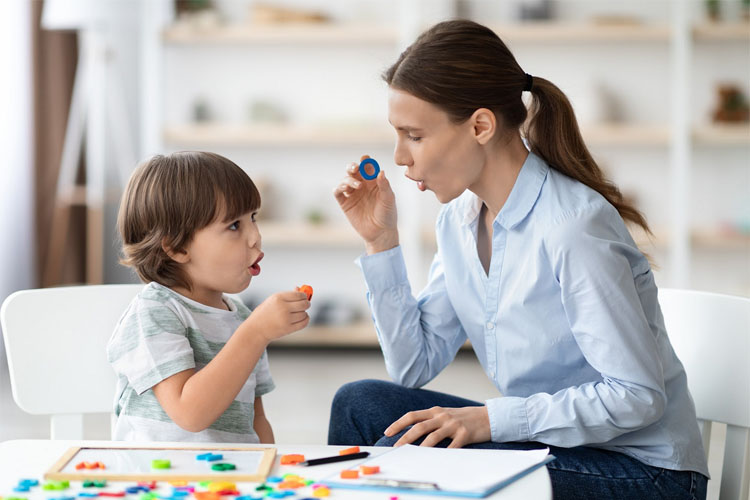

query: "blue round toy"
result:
(359, 158), (380, 180)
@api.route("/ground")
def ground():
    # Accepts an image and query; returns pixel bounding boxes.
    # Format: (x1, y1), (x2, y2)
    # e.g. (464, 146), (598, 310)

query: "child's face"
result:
(179, 209), (262, 303)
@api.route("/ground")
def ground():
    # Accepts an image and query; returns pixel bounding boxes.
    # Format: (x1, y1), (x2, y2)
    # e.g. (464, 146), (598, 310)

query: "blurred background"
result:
(0, 0), (748, 480)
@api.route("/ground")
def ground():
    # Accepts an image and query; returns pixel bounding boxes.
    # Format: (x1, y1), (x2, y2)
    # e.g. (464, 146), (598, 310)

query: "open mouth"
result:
(405, 173), (426, 192)
(249, 252), (264, 276)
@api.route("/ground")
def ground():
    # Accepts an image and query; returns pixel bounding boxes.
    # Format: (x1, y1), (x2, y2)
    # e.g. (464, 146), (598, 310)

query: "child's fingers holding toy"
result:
(296, 284), (313, 301)
(248, 290), (311, 341)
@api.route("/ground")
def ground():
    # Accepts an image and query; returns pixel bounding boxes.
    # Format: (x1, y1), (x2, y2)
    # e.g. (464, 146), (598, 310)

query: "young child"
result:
(107, 151), (310, 442)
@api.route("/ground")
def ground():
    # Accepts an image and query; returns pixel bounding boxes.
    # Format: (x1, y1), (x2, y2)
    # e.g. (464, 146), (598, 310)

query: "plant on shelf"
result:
(713, 84), (750, 123)
(705, 0), (720, 21)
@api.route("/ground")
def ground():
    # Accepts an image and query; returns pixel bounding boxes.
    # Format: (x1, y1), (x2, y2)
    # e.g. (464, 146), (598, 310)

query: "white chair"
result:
(659, 288), (750, 500)
(1, 284), (143, 439)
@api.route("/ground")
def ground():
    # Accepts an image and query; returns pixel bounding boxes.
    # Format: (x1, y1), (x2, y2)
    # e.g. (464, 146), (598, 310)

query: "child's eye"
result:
(228, 221), (240, 231)
(408, 135), (422, 142)
(251, 212), (257, 222)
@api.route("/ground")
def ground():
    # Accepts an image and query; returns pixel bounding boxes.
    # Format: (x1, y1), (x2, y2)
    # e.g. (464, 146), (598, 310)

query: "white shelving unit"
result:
(163, 22), (398, 44)
(139, 1), (749, 346)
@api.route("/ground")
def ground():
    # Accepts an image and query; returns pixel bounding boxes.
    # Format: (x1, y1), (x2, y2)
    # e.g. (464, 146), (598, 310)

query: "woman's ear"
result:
(162, 238), (190, 264)
(470, 108), (497, 145)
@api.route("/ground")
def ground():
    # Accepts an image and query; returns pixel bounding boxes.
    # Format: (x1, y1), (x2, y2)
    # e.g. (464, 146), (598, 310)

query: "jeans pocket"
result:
(657, 469), (705, 500)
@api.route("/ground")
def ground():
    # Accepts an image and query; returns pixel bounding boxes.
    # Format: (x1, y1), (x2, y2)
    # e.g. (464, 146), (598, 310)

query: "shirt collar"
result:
(461, 151), (548, 229)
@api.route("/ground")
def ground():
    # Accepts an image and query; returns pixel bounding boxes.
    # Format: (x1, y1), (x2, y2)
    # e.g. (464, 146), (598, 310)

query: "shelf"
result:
(260, 222), (361, 247)
(272, 321), (379, 347)
(693, 124), (750, 145)
(691, 229), (750, 250)
(166, 123), (750, 148)
(164, 123), (393, 147)
(423, 225), (748, 252)
(270, 320), (474, 349)
(163, 22), (398, 45)
(693, 22), (750, 41)
(162, 21), (750, 45)
(632, 228), (750, 251)
(581, 123), (670, 146)
(490, 22), (670, 42)
(165, 123), (674, 147)
(163, 21), (750, 46)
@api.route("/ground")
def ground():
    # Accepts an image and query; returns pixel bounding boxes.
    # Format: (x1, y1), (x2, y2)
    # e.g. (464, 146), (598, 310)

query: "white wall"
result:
(0, 0), (48, 439)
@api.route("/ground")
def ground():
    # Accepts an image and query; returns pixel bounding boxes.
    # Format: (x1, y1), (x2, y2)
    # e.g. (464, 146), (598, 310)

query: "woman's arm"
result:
(360, 245), (467, 388)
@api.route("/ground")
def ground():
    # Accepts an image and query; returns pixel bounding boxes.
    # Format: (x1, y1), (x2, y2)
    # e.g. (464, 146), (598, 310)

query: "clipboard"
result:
(320, 445), (554, 498)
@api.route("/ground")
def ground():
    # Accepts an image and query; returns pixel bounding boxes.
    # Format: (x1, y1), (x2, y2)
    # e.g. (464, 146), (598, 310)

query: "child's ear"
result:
(161, 238), (190, 264)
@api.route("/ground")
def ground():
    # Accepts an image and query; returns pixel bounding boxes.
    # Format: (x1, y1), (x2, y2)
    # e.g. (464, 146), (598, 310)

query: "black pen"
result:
(299, 451), (370, 466)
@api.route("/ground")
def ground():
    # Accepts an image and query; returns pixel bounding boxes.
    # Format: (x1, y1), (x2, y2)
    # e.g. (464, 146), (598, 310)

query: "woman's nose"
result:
(393, 140), (412, 167)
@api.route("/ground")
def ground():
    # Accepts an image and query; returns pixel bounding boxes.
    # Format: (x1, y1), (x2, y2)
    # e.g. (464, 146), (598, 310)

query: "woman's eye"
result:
(229, 221), (240, 231)
(408, 135), (422, 142)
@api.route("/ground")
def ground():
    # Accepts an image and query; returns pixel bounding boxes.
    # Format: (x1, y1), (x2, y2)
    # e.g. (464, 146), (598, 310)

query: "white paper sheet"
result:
(324, 445), (551, 495)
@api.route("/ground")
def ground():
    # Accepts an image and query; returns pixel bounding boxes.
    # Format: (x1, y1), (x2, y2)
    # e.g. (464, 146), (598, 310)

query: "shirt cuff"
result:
(355, 245), (409, 291)
(486, 396), (530, 443)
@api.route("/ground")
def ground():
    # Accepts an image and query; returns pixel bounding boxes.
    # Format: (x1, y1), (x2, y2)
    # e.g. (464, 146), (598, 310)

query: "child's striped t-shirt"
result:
(107, 282), (274, 442)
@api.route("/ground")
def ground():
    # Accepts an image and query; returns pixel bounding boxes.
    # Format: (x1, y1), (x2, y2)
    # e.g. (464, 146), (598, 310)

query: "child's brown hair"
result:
(118, 151), (261, 290)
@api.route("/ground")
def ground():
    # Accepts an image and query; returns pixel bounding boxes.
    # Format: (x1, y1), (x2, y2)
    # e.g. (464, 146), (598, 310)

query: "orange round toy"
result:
(298, 284), (313, 301)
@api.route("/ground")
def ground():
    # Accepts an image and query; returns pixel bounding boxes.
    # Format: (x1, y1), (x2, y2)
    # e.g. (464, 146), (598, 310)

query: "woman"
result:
(329, 20), (708, 500)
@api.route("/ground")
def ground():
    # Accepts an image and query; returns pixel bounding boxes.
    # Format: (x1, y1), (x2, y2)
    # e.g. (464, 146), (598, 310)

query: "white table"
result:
(0, 440), (551, 499)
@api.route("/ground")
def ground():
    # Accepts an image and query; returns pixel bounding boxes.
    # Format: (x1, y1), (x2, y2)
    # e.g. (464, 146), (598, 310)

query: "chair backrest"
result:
(658, 288), (750, 500)
(1, 284), (143, 439)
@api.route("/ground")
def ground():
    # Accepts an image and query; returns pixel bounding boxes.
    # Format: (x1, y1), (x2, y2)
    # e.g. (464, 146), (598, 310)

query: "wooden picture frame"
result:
(45, 445), (276, 482)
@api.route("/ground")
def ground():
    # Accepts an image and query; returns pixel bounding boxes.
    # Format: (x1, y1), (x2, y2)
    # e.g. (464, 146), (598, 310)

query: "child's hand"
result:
(247, 290), (310, 342)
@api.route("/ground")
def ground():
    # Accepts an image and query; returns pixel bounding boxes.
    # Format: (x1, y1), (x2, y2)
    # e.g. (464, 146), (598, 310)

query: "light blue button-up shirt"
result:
(356, 152), (708, 476)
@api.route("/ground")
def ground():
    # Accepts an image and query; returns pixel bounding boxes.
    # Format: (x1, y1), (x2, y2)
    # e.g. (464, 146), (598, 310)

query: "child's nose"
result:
(247, 226), (261, 248)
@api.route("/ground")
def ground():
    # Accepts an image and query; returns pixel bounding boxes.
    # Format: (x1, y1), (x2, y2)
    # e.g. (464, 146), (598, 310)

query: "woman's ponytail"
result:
(524, 78), (651, 234)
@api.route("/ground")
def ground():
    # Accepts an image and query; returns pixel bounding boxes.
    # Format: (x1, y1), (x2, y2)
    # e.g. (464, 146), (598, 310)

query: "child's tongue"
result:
(417, 180), (426, 191)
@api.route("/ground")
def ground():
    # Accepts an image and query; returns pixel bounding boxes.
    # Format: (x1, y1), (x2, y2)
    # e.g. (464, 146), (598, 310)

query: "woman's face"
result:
(388, 88), (485, 203)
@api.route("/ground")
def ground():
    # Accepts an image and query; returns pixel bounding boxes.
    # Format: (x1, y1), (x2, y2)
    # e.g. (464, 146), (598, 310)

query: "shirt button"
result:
(486, 322), (495, 330)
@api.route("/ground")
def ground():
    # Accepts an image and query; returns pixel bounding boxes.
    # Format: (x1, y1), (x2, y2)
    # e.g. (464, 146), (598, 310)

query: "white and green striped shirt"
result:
(107, 282), (274, 443)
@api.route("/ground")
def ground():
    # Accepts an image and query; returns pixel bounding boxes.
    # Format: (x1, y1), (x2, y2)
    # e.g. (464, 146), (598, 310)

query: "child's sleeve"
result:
(254, 350), (275, 397)
(107, 302), (195, 395)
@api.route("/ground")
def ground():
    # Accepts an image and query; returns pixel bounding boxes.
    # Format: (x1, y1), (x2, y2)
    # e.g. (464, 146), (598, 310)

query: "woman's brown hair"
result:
(383, 19), (650, 235)
(118, 151), (261, 290)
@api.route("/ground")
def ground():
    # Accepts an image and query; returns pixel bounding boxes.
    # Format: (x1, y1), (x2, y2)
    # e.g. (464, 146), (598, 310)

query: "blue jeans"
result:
(328, 379), (707, 500)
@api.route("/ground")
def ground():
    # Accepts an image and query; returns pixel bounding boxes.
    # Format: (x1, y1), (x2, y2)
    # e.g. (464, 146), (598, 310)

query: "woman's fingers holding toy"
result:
(334, 176), (363, 199)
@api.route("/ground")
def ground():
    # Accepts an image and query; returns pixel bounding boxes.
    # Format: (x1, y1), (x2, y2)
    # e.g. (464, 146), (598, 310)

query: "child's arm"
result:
(253, 396), (275, 443)
(152, 290), (308, 433)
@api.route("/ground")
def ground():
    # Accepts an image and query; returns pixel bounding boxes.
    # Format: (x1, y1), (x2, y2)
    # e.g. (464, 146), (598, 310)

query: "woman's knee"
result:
(331, 379), (398, 410)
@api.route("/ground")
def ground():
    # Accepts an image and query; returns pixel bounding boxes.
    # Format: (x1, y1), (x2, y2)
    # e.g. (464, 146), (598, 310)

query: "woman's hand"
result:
(333, 156), (399, 254)
(384, 406), (492, 448)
